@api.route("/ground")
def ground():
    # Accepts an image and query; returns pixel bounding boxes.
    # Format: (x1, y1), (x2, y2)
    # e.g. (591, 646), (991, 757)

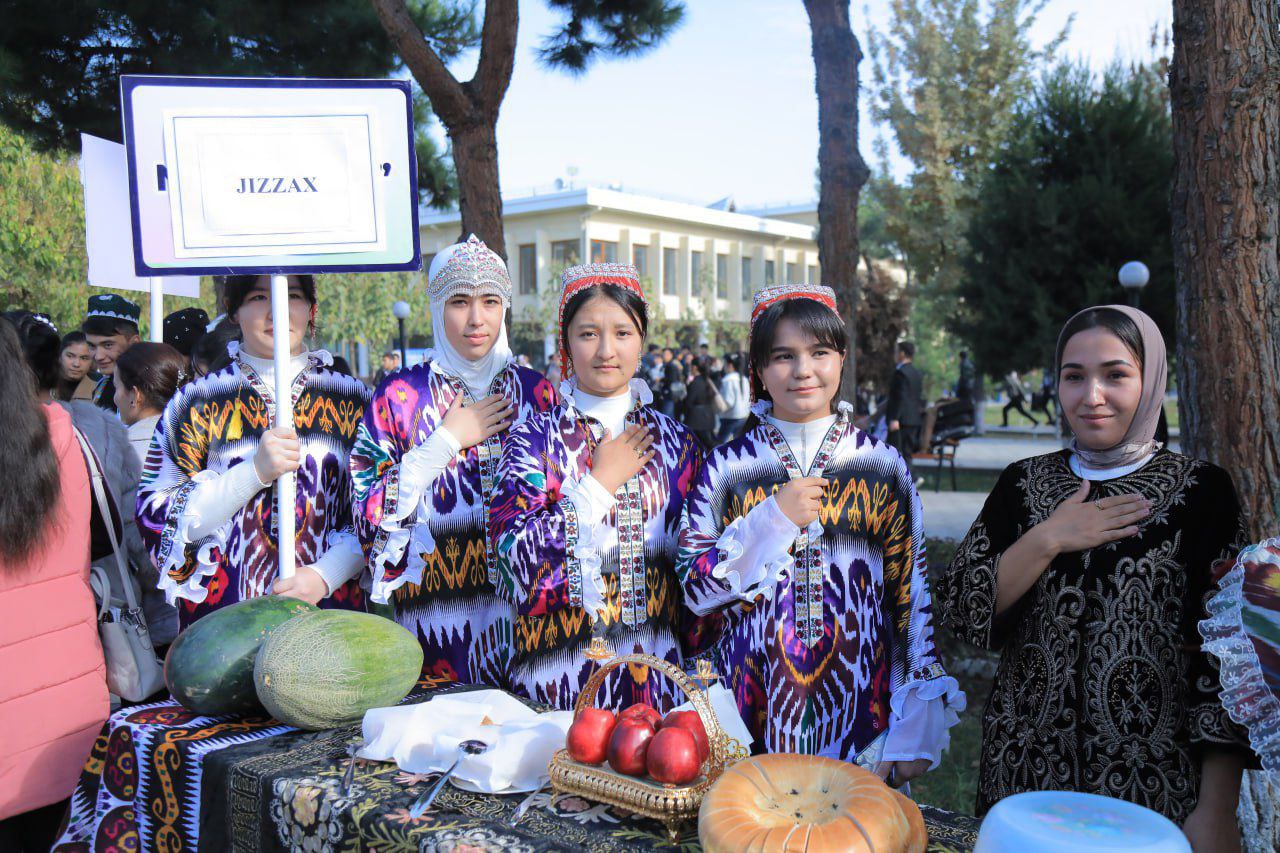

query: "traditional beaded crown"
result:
(426, 234), (512, 306)
(557, 263), (646, 378)
(750, 283), (838, 327)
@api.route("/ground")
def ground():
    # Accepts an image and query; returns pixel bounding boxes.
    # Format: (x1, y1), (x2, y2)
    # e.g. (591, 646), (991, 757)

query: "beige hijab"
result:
(1056, 304), (1166, 469)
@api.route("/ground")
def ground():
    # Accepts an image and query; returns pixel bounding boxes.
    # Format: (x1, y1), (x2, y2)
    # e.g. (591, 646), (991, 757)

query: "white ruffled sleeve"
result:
(386, 427), (461, 525)
(366, 427), (461, 597)
(1200, 541), (1280, 771)
(881, 673), (967, 769)
(310, 529), (366, 595)
(559, 475), (615, 617)
(185, 461), (266, 540)
(693, 495), (803, 613)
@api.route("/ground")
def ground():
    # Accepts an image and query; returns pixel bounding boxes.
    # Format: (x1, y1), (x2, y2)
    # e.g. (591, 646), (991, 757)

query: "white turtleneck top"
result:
(765, 412), (839, 473)
(183, 347), (363, 594)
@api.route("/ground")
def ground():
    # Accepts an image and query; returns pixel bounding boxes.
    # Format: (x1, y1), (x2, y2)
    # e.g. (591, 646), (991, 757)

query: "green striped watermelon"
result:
(165, 596), (318, 715)
(253, 610), (423, 730)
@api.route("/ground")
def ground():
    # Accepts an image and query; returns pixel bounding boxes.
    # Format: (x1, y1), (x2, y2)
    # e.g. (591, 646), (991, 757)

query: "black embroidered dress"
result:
(938, 448), (1248, 822)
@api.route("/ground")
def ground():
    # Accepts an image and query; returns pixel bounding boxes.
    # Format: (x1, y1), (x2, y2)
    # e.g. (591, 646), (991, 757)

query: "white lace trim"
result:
(1199, 539), (1280, 771)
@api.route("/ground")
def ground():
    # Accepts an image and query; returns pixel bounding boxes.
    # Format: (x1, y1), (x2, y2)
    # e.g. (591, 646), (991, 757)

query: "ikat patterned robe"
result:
(488, 396), (703, 711)
(936, 449), (1250, 821)
(136, 351), (369, 629)
(350, 360), (557, 685)
(677, 411), (953, 762)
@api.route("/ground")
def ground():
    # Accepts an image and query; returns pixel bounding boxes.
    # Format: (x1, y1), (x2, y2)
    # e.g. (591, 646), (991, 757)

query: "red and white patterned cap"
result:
(750, 283), (838, 328)
(558, 263), (646, 378)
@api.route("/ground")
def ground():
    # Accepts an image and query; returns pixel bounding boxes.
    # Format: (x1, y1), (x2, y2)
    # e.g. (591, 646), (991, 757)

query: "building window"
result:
(808, 264), (817, 283)
(633, 245), (649, 278)
(716, 254), (728, 299)
(590, 239), (618, 263)
(663, 247), (678, 295)
(786, 262), (799, 282)
(765, 259), (776, 286)
(518, 244), (536, 295)
(691, 251), (704, 296)
(741, 257), (752, 299)
(551, 239), (580, 267)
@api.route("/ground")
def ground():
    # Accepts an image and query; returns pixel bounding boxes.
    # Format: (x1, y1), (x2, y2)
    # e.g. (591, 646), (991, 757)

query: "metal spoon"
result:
(341, 737), (366, 796)
(507, 777), (551, 827)
(406, 739), (490, 818)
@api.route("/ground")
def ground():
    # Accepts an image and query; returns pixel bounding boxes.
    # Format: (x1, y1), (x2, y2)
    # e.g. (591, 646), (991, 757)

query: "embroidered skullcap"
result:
(163, 307), (210, 356)
(750, 284), (838, 328)
(557, 263), (646, 379)
(426, 234), (511, 307)
(85, 293), (141, 325)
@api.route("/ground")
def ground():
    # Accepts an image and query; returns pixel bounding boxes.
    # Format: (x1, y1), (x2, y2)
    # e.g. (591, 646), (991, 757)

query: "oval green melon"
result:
(253, 610), (423, 730)
(165, 596), (318, 715)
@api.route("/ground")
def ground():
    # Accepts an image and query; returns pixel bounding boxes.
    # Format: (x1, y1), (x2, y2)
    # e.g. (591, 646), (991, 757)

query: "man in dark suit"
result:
(886, 341), (924, 476)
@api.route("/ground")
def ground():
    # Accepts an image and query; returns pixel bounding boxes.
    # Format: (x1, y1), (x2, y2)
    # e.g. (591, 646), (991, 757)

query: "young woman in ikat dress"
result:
(677, 286), (963, 790)
(349, 236), (557, 685)
(488, 264), (704, 711)
(937, 306), (1250, 844)
(136, 275), (370, 629)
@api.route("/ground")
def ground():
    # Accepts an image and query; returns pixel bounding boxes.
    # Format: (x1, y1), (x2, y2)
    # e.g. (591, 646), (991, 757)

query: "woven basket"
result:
(547, 652), (747, 841)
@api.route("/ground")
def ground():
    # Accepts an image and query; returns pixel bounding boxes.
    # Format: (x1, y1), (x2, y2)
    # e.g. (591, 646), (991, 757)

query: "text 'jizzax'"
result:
(236, 178), (319, 193)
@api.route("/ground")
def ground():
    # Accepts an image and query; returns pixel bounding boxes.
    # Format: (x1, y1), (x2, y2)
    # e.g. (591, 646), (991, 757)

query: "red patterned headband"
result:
(750, 284), (839, 328)
(558, 263), (646, 379)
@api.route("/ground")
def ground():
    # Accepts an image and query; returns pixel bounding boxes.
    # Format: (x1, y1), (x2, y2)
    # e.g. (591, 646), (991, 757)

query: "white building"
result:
(419, 186), (821, 325)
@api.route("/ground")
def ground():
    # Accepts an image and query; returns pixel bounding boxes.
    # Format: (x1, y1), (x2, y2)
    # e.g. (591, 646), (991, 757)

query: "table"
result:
(53, 680), (980, 852)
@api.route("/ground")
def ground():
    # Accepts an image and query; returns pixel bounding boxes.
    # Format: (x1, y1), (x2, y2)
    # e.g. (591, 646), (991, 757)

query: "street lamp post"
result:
(392, 300), (411, 368)
(1118, 261), (1150, 309)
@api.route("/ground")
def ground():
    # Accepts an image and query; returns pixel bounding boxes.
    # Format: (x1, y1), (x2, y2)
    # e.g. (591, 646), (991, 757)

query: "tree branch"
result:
(470, 0), (518, 118)
(369, 0), (472, 125)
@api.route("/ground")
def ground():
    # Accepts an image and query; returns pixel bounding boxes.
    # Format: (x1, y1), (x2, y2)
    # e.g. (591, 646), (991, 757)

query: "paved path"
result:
(949, 434), (1181, 470)
(921, 490), (985, 541)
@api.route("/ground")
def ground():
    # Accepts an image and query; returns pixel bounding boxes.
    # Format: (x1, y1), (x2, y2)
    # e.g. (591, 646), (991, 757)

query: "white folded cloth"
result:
(358, 690), (572, 792)
(671, 684), (754, 757)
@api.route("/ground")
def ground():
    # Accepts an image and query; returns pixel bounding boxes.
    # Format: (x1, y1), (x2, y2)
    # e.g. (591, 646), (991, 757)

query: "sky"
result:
(437, 0), (1173, 209)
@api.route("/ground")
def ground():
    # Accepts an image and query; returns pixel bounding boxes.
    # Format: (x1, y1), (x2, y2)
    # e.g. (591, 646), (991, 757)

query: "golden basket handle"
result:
(571, 653), (729, 777)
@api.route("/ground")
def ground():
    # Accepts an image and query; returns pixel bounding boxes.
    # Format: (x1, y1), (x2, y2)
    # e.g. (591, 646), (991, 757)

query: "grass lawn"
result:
(909, 537), (997, 816)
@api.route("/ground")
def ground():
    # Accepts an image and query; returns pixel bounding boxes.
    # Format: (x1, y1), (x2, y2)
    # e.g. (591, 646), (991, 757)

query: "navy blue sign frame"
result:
(120, 75), (422, 276)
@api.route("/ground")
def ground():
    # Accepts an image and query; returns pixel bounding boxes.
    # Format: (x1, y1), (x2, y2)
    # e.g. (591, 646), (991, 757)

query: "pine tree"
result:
(959, 62), (1176, 375)
(372, 0), (684, 258)
(0, 0), (474, 207)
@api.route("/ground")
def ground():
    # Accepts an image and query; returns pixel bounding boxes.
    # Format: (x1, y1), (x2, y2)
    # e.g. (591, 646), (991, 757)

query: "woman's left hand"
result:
(874, 759), (931, 789)
(1182, 801), (1242, 853)
(272, 565), (329, 605)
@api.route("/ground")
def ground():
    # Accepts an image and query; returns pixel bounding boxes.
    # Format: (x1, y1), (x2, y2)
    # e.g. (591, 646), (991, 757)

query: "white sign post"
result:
(270, 274), (296, 578)
(121, 75), (420, 584)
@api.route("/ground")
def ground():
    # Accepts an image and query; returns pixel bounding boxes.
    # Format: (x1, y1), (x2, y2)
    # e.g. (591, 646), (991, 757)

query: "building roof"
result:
(419, 186), (816, 241)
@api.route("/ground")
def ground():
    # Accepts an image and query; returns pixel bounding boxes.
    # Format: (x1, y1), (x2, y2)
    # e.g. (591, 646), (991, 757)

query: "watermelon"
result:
(253, 610), (423, 730)
(165, 596), (318, 715)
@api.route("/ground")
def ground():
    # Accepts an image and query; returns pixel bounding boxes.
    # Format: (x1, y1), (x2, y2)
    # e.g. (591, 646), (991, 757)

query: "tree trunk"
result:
(371, 0), (516, 257)
(449, 120), (507, 257)
(1169, 0), (1280, 541)
(803, 0), (871, 401)
(1169, 2), (1280, 848)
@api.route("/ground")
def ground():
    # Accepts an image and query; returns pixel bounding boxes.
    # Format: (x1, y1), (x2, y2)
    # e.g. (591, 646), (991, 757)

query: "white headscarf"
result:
(423, 235), (515, 399)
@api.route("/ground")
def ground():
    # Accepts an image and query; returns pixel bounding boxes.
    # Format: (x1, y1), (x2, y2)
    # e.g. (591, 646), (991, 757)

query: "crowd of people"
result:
(0, 237), (1257, 852)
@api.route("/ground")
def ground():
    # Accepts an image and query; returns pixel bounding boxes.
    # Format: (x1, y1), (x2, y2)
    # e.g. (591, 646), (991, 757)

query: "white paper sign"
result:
(79, 134), (200, 296)
(163, 110), (384, 258)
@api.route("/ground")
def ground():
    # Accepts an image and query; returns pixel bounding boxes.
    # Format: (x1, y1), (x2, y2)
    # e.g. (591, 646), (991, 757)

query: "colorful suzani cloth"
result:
(135, 348), (369, 627)
(488, 382), (704, 711)
(350, 359), (557, 685)
(677, 402), (962, 764)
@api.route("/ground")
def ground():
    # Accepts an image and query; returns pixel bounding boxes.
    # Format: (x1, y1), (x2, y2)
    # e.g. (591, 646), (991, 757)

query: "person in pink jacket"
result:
(0, 313), (109, 851)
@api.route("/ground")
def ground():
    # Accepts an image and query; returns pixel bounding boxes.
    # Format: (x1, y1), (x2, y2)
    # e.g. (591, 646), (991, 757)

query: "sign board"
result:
(79, 134), (201, 297)
(120, 76), (420, 276)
